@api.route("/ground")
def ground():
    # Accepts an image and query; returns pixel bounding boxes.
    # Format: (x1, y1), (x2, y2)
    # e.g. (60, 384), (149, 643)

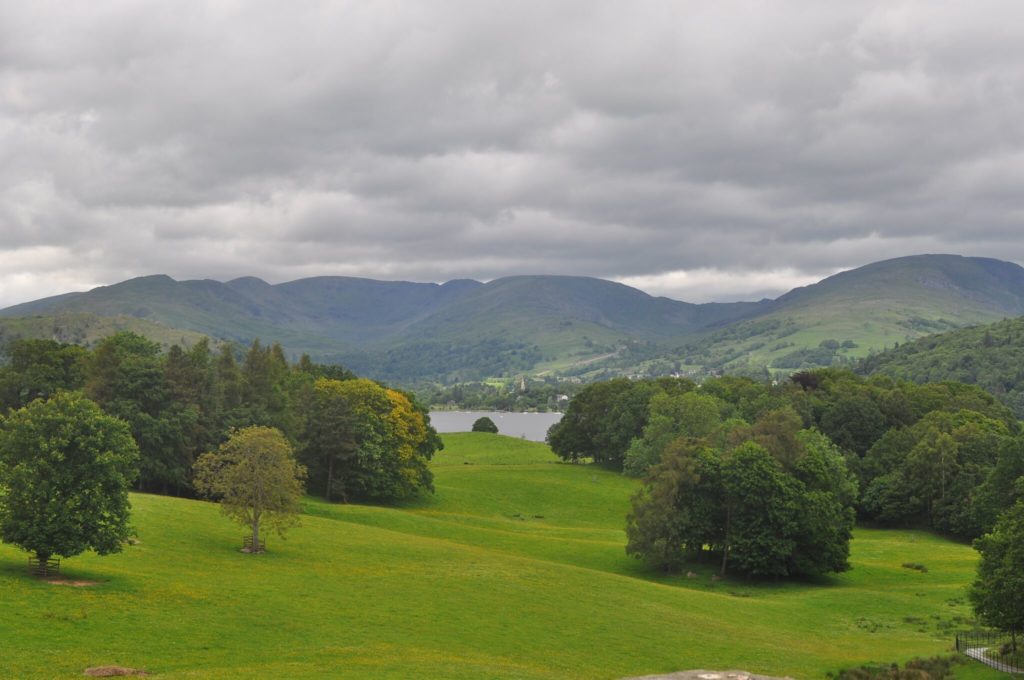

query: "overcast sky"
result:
(2, 1), (1023, 308)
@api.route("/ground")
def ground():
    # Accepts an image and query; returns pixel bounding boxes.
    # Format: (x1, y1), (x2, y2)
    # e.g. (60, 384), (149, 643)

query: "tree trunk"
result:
(251, 517), (261, 554)
(34, 550), (53, 577)
(326, 456), (334, 502)
(720, 506), (731, 576)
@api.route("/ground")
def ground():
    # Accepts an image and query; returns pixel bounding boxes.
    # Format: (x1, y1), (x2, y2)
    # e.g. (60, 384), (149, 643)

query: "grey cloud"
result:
(1, 1), (1024, 309)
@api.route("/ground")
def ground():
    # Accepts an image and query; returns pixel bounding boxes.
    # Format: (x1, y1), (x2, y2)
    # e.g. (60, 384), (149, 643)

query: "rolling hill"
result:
(0, 274), (486, 351)
(0, 433), (994, 678)
(657, 254), (1024, 378)
(2, 254), (1023, 385)
(0, 273), (765, 381)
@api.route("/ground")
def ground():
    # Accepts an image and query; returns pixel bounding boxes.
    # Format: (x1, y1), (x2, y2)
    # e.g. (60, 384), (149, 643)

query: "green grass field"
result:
(0, 433), (1008, 679)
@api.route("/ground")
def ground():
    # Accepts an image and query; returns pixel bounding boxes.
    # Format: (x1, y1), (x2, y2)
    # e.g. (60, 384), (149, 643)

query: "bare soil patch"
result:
(83, 666), (149, 677)
(46, 578), (100, 587)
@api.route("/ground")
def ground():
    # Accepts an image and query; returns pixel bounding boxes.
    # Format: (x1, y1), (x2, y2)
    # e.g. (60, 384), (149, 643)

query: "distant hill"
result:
(4, 254), (1024, 385)
(0, 274), (485, 351)
(0, 273), (764, 382)
(660, 254), (1024, 377)
(859, 316), (1024, 418)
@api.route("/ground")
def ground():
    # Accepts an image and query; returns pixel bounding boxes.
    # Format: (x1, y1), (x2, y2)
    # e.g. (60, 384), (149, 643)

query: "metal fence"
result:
(956, 630), (1024, 674)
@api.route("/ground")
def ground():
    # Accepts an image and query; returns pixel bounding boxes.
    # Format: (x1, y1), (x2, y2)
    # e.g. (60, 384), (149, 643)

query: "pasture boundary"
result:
(956, 630), (1024, 674)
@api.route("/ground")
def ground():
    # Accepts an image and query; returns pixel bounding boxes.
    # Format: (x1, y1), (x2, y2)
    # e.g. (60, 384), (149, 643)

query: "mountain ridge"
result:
(3, 254), (1023, 385)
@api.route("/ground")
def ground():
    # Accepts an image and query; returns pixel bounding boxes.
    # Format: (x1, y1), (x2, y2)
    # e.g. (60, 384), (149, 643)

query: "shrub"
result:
(472, 416), (499, 433)
(829, 655), (962, 680)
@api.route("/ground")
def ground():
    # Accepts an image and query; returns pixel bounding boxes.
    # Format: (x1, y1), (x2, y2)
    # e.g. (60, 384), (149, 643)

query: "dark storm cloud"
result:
(2, 1), (1024, 306)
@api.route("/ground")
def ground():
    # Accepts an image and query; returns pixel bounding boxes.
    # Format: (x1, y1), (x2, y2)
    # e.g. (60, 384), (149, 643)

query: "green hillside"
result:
(0, 433), (997, 679)
(401, 275), (762, 343)
(860, 316), (1024, 417)
(650, 255), (1024, 378)
(0, 275), (436, 354)
(0, 312), (208, 351)
(0, 274), (762, 381)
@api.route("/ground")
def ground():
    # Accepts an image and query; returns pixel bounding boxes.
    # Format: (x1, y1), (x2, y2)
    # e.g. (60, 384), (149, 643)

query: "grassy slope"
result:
(638, 255), (1024, 377)
(0, 313), (209, 350)
(0, 434), (1006, 679)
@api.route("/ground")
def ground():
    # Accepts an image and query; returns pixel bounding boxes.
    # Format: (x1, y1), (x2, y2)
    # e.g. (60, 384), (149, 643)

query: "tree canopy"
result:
(0, 391), (139, 562)
(193, 426), (306, 552)
(0, 334), (439, 505)
(860, 316), (1024, 419)
(543, 367), (1024, 578)
(0, 338), (86, 409)
(471, 416), (499, 433)
(626, 409), (856, 577)
(547, 377), (693, 466)
(299, 378), (439, 502)
(970, 490), (1024, 644)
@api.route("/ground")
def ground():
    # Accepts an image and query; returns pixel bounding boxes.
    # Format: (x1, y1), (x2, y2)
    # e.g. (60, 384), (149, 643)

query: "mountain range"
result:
(3, 254), (1024, 385)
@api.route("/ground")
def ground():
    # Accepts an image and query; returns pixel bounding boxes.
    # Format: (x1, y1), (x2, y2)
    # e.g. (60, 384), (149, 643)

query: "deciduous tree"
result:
(971, 491), (1024, 648)
(0, 339), (86, 410)
(471, 416), (499, 433)
(548, 378), (674, 467)
(0, 392), (138, 565)
(623, 390), (724, 477)
(193, 426), (306, 552)
(626, 419), (856, 578)
(300, 378), (438, 502)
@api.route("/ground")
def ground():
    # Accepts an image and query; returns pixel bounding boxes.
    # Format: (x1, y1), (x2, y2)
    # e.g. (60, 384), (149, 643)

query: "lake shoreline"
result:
(428, 410), (563, 442)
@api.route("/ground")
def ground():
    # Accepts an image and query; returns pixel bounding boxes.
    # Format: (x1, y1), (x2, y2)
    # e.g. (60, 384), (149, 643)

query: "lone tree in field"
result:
(0, 392), (139, 570)
(193, 426), (306, 553)
(472, 416), (499, 433)
(971, 491), (1024, 649)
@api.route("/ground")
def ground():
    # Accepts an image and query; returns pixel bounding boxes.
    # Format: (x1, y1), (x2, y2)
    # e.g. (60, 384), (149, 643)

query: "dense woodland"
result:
(0, 334), (441, 503)
(861, 316), (1024, 418)
(548, 370), (1024, 577)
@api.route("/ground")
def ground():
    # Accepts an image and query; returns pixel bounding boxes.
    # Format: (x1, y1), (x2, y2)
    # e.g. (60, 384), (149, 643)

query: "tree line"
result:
(547, 369), (1024, 577)
(0, 333), (441, 503)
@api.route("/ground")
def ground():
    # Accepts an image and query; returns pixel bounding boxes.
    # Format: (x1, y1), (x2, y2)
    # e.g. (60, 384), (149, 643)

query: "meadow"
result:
(0, 433), (1007, 679)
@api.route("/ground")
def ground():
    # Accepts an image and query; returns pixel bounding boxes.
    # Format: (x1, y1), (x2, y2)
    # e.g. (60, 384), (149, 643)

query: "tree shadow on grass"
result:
(635, 560), (847, 596)
(0, 557), (116, 588)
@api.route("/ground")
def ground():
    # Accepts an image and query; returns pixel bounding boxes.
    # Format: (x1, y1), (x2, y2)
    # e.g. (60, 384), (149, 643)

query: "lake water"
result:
(428, 411), (564, 442)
